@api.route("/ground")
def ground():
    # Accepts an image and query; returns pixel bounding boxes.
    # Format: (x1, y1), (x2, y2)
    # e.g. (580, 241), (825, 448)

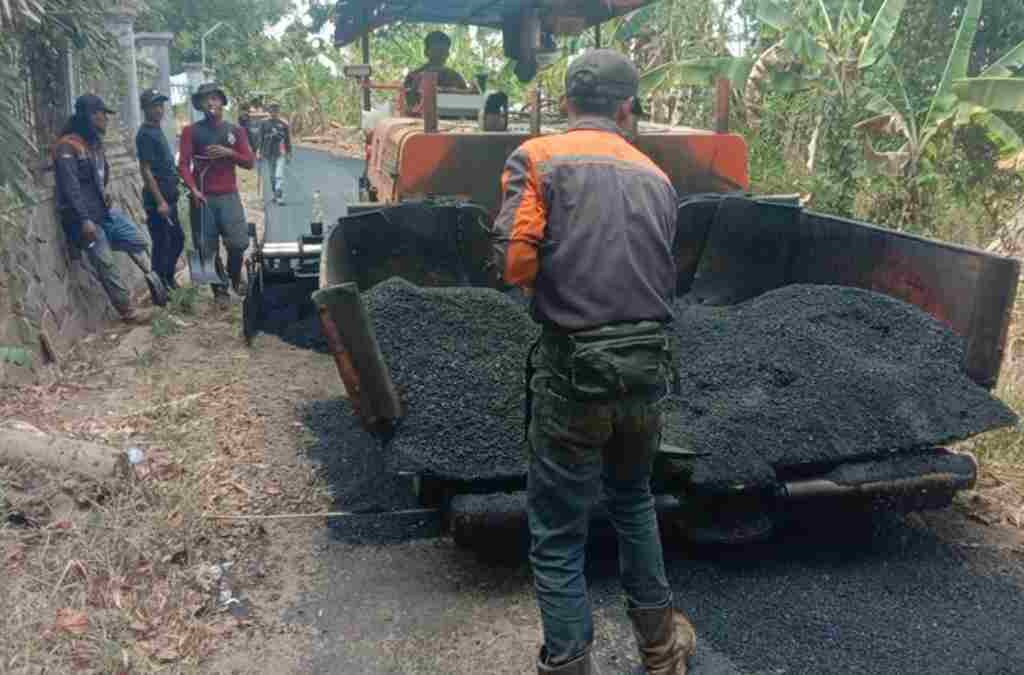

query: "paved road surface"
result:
(272, 149), (1024, 674)
(259, 147), (363, 242)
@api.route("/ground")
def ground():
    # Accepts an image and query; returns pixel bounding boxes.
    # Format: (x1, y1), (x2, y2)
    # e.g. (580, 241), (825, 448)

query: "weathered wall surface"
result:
(0, 134), (151, 385)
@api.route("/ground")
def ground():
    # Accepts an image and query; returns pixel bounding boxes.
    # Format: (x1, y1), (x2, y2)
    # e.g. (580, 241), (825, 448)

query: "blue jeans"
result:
(527, 347), (671, 664)
(83, 209), (151, 312)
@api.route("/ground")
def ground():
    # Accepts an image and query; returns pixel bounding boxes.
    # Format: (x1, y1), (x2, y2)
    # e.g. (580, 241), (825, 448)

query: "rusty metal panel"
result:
(397, 133), (532, 216)
(382, 129), (750, 216)
(321, 202), (495, 291)
(681, 197), (1021, 387)
(638, 133), (750, 196)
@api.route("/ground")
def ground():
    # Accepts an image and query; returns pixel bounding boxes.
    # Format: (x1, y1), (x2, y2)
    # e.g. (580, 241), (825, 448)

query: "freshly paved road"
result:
(273, 149), (1024, 674)
(259, 147), (363, 243)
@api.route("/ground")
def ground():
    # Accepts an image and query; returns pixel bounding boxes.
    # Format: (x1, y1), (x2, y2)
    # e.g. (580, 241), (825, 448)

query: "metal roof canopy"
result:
(334, 0), (657, 46)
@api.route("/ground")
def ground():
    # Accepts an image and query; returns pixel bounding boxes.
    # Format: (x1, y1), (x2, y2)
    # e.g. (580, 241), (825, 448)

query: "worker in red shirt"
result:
(178, 82), (255, 302)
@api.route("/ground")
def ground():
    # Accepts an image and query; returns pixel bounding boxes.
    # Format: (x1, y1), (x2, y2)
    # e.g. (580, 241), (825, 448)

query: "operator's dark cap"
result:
(566, 49), (640, 105)
(140, 88), (169, 107)
(74, 94), (116, 117)
(191, 82), (229, 111)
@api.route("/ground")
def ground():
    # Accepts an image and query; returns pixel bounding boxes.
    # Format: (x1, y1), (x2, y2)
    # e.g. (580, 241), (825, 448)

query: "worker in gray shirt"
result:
(136, 88), (184, 290)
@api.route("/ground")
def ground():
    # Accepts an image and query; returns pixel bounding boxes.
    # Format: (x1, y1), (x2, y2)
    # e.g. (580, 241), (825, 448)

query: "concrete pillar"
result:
(104, 1), (142, 139)
(182, 62), (214, 124)
(135, 32), (176, 150)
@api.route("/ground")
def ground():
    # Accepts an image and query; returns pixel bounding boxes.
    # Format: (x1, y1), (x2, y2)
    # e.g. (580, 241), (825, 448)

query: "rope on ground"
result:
(201, 508), (439, 521)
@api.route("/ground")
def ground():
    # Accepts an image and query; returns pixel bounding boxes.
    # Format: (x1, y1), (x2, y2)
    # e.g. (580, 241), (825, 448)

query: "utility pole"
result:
(201, 21), (226, 74)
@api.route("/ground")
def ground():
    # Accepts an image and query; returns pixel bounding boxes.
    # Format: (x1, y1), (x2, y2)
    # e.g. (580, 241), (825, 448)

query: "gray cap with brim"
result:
(566, 49), (640, 105)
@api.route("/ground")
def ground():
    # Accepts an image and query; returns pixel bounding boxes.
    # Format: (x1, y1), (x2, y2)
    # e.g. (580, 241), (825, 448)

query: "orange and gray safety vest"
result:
(493, 117), (678, 331)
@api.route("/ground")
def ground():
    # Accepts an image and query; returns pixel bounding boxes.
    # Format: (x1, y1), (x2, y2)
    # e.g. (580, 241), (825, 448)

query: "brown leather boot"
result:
(627, 601), (696, 675)
(537, 647), (599, 674)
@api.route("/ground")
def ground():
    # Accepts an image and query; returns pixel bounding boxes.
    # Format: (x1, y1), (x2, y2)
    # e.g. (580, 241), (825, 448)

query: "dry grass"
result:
(1, 357), (246, 672)
(0, 292), (328, 673)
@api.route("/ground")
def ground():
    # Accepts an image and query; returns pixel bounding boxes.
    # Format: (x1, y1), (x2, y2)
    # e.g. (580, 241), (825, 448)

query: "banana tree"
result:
(738, 0), (908, 211)
(744, 0), (907, 127)
(621, 0), (752, 125)
(952, 39), (1024, 166)
(853, 0), (1022, 227)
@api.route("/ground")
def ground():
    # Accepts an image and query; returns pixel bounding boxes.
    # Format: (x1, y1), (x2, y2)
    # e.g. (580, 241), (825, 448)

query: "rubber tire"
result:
(242, 261), (264, 346)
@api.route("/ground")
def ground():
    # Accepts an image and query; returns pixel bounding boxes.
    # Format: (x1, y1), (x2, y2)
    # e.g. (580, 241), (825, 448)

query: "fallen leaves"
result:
(130, 447), (180, 482)
(4, 542), (27, 572)
(54, 608), (90, 635)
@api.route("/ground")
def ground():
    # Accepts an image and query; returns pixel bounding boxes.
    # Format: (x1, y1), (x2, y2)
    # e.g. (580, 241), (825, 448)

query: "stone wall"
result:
(0, 133), (151, 385)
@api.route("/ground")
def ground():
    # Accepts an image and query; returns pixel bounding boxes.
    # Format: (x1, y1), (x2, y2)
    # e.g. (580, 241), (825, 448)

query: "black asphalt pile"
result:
(350, 280), (1013, 489)
(665, 284), (1017, 493)
(258, 278), (328, 352)
(363, 278), (538, 482)
(302, 398), (435, 543)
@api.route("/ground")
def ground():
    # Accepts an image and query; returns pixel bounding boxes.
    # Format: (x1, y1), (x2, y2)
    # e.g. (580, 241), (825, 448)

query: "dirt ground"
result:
(0, 284), (349, 672)
(4, 153), (1024, 674)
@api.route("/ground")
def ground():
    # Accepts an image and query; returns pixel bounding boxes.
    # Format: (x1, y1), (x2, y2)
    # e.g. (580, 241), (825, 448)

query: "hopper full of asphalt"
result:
(356, 280), (1015, 488)
(665, 285), (1017, 493)
(363, 278), (539, 482)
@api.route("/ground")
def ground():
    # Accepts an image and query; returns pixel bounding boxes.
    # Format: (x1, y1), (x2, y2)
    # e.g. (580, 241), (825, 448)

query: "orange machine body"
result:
(365, 117), (750, 216)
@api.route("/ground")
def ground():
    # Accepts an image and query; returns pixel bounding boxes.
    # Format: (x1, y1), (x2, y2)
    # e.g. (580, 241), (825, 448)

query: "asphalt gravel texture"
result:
(355, 280), (1013, 489)
(303, 397), (438, 543)
(363, 278), (539, 482)
(254, 150), (1024, 675)
(665, 284), (1017, 493)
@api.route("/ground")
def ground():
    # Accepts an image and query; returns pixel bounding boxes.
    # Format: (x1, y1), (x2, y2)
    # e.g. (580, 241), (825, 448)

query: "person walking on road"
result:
(136, 88), (184, 291)
(178, 82), (255, 304)
(494, 50), (696, 675)
(54, 94), (165, 323)
(258, 102), (292, 204)
(238, 103), (261, 151)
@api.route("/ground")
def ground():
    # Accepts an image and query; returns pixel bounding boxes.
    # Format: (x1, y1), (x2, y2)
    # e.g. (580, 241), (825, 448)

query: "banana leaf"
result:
(858, 0), (907, 69)
(615, 5), (657, 41)
(757, 0), (794, 31)
(640, 57), (754, 92)
(0, 0), (43, 29)
(970, 110), (1024, 158)
(769, 70), (814, 93)
(953, 77), (1024, 113)
(923, 0), (981, 134)
(981, 38), (1024, 78)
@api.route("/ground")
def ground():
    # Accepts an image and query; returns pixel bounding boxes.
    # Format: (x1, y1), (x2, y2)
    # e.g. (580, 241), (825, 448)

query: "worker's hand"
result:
(81, 220), (99, 244)
(191, 190), (207, 205)
(157, 200), (172, 218)
(103, 192), (113, 209)
(206, 144), (236, 160)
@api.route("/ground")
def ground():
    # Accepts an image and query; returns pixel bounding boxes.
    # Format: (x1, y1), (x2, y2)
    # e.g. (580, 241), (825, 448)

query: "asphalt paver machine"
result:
(313, 0), (1020, 546)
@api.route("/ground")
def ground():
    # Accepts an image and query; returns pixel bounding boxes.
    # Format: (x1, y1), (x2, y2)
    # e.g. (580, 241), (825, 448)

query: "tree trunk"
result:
(0, 421), (127, 480)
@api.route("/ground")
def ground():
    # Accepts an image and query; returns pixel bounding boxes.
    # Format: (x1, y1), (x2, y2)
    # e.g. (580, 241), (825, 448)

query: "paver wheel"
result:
(242, 260), (264, 346)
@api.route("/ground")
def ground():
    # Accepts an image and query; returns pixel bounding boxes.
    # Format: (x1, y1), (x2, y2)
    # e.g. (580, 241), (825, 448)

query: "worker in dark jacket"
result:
(494, 51), (695, 674)
(54, 94), (165, 323)
(403, 30), (471, 113)
(178, 83), (255, 302)
(257, 103), (292, 204)
(136, 88), (183, 290)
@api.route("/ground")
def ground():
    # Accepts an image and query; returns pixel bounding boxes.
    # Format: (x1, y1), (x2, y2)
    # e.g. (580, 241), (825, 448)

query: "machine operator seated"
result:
(403, 31), (473, 114)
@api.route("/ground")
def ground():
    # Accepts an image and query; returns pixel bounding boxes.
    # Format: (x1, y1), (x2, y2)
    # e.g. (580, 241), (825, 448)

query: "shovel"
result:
(187, 165), (225, 286)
